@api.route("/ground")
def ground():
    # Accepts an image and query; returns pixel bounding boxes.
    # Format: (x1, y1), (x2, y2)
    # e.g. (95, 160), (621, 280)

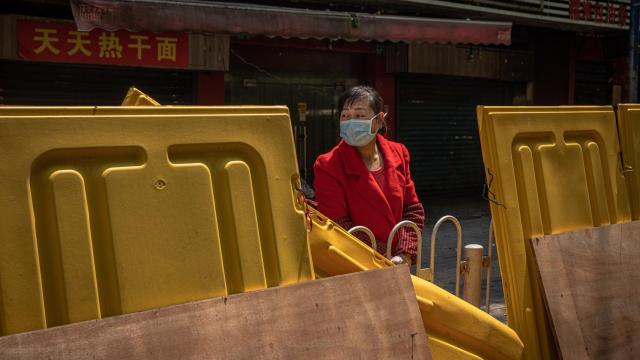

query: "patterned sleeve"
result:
(394, 202), (425, 265)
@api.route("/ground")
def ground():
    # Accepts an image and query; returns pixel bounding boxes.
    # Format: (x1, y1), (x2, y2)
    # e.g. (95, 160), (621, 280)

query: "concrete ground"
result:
(418, 195), (507, 323)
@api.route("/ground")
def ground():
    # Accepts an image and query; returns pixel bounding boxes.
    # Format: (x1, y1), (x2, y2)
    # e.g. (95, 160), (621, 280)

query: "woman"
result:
(313, 86), (425, 265)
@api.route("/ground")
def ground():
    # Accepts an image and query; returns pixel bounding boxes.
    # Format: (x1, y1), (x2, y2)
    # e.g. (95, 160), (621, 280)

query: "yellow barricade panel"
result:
(617, 104), (640, 220)
(0, 106), (291, 116)
(428, 337), (483, 360)
(306, 207), (523, 360)
(477, 106), (630, 360)
(121, 87), (161, 106)
(0, 110), (313, 335)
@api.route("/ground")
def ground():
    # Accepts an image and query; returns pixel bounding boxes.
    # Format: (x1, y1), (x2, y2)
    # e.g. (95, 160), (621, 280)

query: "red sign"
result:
(568, 0), (628, 27)
(18, 19), (189, 68)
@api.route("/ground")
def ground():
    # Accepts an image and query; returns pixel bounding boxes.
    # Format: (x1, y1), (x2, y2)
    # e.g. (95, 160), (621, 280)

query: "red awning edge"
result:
(70, 0), (512, 46)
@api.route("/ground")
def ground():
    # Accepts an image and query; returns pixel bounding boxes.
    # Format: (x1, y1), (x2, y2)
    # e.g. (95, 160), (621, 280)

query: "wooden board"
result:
(0, 266), (430, 360)
(531, 222), (640, 360)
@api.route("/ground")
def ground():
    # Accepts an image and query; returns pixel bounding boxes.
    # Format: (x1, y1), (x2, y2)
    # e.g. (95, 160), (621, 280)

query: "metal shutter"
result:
(0, 60), (195, 105)
(397, 74), (521, 198)
(574, 61), (612, 105)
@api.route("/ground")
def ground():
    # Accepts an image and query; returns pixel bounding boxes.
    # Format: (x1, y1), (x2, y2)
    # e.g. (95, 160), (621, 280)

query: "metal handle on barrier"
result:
(348, 226), (377, 252)
(386, 220), (422, 268)
(430, 215), (463, 297)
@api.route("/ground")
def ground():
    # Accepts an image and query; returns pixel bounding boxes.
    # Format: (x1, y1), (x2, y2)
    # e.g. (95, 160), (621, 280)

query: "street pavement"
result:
(419, 196), (507, 323)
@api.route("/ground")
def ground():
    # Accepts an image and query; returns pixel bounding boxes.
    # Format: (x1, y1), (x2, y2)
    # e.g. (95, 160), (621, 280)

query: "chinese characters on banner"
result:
(18, 19), (189, 68)
(568, 0), (628, 26)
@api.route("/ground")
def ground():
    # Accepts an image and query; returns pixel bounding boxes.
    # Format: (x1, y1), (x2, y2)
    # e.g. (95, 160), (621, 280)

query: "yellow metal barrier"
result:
(1, 90), (521, 360)
(616, 104), (640, 220)
(0, 109), (314, 336)
(0, 106), (294, 116)
(477, 106), (631, 359)
(307, 207), (524, 360)
(121, 87), (161, 106)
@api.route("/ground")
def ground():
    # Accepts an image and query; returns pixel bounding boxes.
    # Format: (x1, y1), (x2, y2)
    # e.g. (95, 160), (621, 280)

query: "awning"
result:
(70, 0), (512, 45)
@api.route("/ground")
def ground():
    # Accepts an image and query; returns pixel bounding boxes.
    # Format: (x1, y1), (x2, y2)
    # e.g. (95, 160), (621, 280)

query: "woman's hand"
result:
(390, 254), (411, 266)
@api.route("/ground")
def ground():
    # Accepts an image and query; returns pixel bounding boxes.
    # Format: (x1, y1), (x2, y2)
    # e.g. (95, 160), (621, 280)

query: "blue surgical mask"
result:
(340, 114), (377, 147)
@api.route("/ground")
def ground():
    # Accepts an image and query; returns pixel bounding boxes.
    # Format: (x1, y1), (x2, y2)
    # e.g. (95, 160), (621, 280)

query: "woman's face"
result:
(340, 97), (382, 133)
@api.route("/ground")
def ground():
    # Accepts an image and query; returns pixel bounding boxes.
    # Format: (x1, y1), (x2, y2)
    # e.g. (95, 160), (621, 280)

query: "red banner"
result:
(18, 19), (188, 68)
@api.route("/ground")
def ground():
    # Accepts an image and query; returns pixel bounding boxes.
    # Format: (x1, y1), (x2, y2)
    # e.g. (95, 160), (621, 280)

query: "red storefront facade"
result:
(0, 0), (629, 195)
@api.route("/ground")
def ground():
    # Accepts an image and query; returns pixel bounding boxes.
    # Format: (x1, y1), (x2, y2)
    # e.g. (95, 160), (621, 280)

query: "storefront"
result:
(0, 15), (227, 105)
(397, 74), (527, 198)
(223, 37), (374, 184)
(3, 0), (517, 190)
(388, 43), (532, 198)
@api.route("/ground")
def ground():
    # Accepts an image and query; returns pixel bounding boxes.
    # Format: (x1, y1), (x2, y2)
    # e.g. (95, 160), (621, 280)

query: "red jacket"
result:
(313, 134), (424, 258)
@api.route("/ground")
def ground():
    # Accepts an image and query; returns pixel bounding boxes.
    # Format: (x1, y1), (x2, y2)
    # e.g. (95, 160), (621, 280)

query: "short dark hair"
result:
(338, 85), (383, 114)
(337, 85), (386, 134)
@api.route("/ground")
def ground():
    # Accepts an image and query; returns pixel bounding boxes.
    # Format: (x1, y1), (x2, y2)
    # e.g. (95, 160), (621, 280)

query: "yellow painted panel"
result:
(477, 106), (630, 360)
(0, 106), (290, 116)
(428, 337), (483, 360)
(537, 142), (593, 232)
(50, 170), (101, 323)
(0, 110), (313, 335)
(225, 161), (268, 292)
(121, 87), (161, 106)
(617, 105), (640, 220)
(307, 207), (524, 360)
(104, 162), (227, 314)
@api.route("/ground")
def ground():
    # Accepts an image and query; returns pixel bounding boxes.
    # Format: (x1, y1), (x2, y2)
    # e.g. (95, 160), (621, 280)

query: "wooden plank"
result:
(188, 33), (229, 71)
(531, 222), (640, 360)
(0, 266), (430, 360)
(407, 43), (533, 81)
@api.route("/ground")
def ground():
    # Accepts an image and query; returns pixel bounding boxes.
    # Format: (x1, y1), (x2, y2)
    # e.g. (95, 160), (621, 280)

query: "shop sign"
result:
(17, 19), (189, 68)
(568, 0), (628, 26)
